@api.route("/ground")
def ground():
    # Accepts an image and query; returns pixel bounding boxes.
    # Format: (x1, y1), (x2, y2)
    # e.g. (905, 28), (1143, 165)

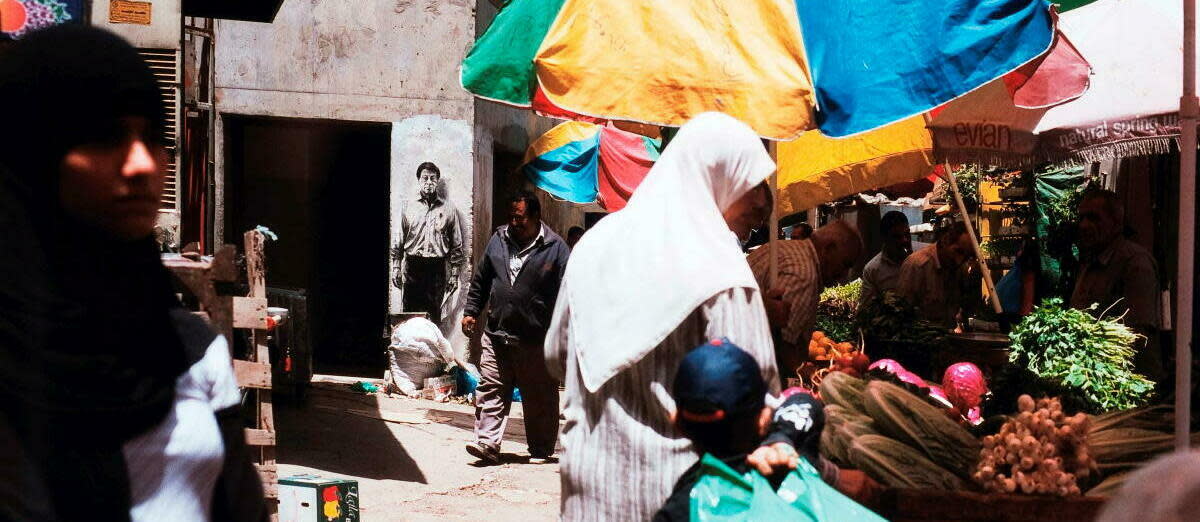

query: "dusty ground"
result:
(275, 376), (561, 521)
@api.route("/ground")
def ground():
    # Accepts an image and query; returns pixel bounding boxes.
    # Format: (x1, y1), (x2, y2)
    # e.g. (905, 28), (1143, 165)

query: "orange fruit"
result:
(0, 0), (28, 33)
(808, 344), (824, 359)
(812, 331), (825, 341)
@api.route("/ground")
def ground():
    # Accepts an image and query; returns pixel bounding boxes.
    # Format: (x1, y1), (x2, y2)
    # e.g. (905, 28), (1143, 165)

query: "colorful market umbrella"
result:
(931, 0), (1196, 164)
(776, 26), (1091, 214)
(462, 0), (1059, 140)
(774, 31), (1092, 314)
(521, 121), (662, 211)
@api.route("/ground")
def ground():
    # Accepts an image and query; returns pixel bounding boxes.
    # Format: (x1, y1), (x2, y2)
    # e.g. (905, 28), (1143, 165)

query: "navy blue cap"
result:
(673, 338), (766, 423)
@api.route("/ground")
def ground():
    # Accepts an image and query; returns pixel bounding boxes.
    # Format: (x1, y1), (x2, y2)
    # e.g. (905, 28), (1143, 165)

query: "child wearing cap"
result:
(653, 339), (878, 521)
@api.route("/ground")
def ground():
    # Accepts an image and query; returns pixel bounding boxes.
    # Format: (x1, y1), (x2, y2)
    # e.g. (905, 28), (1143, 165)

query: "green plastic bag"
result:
(691, 454), (888, 521)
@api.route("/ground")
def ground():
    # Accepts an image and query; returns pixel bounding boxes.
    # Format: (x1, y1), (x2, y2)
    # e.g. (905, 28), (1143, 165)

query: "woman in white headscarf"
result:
(545, 112), (780, 521)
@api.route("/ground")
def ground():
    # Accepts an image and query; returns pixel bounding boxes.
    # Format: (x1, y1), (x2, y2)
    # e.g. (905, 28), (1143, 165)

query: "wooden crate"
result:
(876, 489), (1107, 522)
(165, 231), (278, 519)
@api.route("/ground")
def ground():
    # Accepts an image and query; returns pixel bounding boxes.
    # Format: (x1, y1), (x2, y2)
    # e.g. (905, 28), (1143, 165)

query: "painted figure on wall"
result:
(392, 161), (465, 326)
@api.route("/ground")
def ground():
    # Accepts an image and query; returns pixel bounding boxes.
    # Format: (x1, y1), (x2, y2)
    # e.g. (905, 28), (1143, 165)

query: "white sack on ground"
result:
(386, 317), (479, 396)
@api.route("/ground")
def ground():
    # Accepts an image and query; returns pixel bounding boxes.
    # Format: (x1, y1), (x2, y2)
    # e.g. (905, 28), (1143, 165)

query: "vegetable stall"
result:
(794, 290), (1184, 521)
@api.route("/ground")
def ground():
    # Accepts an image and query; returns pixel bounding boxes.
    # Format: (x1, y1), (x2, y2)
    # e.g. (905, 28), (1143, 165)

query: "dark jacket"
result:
(464, 224), (570, 344)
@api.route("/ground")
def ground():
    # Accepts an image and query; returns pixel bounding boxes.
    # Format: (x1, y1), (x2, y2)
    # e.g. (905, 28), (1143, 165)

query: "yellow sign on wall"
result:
(109, 0), (151, 25)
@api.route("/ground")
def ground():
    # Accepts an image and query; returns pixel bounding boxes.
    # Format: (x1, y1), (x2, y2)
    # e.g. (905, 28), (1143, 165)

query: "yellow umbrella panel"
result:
(776, 116), (934, 215)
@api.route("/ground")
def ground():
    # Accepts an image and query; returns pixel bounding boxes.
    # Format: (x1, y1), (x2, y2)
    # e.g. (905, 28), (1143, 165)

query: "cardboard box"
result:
(279, 475), (359, 522)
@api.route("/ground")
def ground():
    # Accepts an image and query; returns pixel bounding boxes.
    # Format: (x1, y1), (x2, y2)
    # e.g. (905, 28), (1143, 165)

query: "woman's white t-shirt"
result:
(122, 335), (241, 522)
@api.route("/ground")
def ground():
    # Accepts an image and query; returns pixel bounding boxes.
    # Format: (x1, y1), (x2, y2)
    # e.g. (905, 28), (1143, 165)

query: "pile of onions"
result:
(973, 395), (1094, 496)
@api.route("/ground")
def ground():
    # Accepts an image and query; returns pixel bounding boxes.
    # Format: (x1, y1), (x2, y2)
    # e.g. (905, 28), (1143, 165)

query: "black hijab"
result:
(0, 25), (188, 520)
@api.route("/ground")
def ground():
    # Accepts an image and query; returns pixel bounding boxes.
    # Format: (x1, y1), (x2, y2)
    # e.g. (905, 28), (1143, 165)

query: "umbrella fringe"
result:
(936, 137), (1181, 168)
(934, 150), (1040, 169)
(1047, 137), (1178, 164)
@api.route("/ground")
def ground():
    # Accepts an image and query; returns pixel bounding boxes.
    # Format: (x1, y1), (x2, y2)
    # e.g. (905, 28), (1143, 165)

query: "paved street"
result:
(276, 377), (561, 521)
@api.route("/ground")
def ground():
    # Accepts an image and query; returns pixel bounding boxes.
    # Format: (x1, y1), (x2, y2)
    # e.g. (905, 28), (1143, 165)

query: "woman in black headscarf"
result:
(0, 26), (265, 521)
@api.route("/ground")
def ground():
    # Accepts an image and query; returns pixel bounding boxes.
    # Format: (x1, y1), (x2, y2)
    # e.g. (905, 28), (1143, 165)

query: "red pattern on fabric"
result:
(596, 126), (654, 211)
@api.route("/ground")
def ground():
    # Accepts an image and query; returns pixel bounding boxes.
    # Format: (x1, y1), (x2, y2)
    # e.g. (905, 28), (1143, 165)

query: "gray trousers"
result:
(473, 334), (560, 456)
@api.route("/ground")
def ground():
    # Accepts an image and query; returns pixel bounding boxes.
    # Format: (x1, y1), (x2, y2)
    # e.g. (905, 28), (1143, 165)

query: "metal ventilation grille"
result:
(138, 49), (181, 210)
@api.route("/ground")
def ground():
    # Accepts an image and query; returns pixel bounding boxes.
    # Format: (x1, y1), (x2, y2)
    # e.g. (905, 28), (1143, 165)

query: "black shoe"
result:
(528, 448), (556, 464)
(466, 441), (500, 464)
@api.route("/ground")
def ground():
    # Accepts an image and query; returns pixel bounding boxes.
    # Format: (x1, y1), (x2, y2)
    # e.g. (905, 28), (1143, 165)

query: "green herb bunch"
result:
(1008, 298), (1154, 413)
(815, 279), (861, 341)
(856, 291), (946, 346)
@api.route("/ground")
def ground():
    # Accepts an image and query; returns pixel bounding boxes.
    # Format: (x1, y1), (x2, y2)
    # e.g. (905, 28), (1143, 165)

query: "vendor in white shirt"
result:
(860, 211), (912, 306)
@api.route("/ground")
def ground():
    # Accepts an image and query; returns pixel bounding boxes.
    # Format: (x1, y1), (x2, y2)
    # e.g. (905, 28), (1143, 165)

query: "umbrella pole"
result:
(944, 163), (1004, 316)
(768, 143), (779, 289)
(1176, 0), (1196, 452)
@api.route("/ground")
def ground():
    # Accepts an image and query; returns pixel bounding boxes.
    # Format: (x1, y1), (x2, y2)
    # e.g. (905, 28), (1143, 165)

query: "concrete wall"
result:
(213, 0), (474, 122)
(92, 0), (181, 49)
(210, 0), (594, 365)
(212, 0), (483, 357)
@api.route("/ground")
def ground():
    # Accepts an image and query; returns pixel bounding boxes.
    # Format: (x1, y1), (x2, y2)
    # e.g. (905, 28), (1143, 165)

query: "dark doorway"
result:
(490, 146), (526, 233)
(223, 116), (390, 376)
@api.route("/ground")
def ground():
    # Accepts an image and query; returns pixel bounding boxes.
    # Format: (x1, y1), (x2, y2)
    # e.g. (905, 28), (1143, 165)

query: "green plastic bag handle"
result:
(690, 454), (888, 521)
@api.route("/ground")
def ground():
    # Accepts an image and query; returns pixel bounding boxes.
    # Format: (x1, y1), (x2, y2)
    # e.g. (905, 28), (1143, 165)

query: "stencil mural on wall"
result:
(391, 160), (466, 327)
(0, 0), (83, 38)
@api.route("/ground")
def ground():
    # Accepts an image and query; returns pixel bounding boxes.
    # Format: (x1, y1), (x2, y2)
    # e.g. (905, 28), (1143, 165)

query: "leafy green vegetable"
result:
(855, 291), (947, 375)
(1008, 298), (1154, 413)
(856, 291), (946, 346)
(815, 279), (861, 341)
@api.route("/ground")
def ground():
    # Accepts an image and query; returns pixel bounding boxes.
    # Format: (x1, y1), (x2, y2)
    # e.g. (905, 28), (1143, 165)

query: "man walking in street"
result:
(462, 192), (570, 465)
(393, 162), (465, 327)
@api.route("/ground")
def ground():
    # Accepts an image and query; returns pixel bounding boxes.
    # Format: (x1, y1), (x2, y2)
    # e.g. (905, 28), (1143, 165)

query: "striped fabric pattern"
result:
(123, 336), (241, 522)
(548, 288), (779, 521)
(747, 240), (822, 346)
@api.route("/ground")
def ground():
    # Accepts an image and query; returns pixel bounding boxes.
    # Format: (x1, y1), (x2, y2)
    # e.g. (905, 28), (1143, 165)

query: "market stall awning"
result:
(521, 121), (661, 211)
(931, 0), (1197, 164)
(462, 0), (1058, 140)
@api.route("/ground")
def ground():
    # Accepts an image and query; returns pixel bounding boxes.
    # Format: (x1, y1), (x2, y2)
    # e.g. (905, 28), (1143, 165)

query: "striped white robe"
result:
(547, 288), (779, 521)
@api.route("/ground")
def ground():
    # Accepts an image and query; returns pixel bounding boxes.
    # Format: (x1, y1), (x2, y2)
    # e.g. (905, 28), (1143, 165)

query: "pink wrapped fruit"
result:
(867, 358), (906, 375)
(965, 406), (984, 426)
(942, 362), (989, 418)
(895, 370), (927, 388)
(927, 384), (950, 404)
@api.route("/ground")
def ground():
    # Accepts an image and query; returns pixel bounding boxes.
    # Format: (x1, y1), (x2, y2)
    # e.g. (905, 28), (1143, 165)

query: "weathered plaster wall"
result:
(390, 115), (474, 351)
(212, 0), (487, 358)
(92, 0), (182, 49)
(209, 0), (579, 365)
(213, 0), (480, 246)
(213, 0), (474, 122)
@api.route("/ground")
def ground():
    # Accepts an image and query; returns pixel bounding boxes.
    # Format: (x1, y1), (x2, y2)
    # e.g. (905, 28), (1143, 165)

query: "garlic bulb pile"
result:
(972, 395), (1095, 496)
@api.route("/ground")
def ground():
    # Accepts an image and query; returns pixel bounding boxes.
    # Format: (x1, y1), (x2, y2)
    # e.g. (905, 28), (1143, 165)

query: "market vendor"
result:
(896, 220), (976, 330)
(1070, 188), (1163, 382)
(860, 211), (912, 306)
(748, 220), (864, 377)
